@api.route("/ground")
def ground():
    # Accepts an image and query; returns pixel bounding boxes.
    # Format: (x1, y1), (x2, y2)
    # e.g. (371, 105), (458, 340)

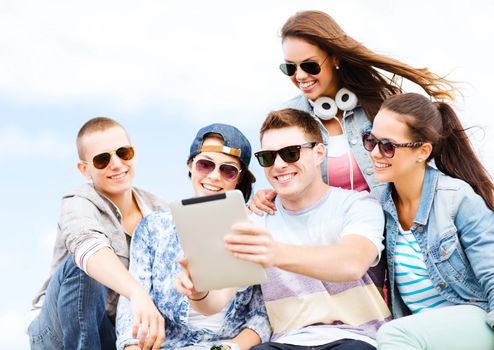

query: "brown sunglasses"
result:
(81, 146), (135, 169)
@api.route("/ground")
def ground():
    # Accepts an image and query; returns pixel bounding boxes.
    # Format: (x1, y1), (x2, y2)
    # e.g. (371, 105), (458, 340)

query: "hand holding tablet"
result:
(170, 190), (267, 292)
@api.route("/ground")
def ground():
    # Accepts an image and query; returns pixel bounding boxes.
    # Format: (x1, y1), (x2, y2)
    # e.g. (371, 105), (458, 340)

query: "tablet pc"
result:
(169, 189), (267, 292)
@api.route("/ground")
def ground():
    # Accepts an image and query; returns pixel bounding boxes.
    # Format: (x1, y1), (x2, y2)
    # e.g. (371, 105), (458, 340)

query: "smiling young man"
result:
(224, 108), (391, 349)
(28, 117), (167, 350)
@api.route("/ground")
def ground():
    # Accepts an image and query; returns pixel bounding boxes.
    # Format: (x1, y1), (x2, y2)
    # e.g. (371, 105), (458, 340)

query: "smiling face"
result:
(282, 36), (340, 101)
(188, 136), (242, 197)
(370, 109), (431, 184)
(260, 126), (325, 210)
(77, 125), (134, 202)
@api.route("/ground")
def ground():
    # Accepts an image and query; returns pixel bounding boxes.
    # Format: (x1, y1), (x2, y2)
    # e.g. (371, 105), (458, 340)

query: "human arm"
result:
(232, 285), (271, 347)
(228, 328), (261, 350)
(212, 285), (271, 350)
(174, 268), (269, 349)
(174, 257), (237, 315)
(227, 191), (385, 282)
(454, 185), (494, 327)
(248, 189), (277, 216)
(225, 222), (377, 281)
(60, 195), (164, 349)
(115, 216), (165, 350)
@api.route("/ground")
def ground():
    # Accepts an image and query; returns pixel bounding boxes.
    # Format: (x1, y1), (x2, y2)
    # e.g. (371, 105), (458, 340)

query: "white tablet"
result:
(169, 189), (267, 292)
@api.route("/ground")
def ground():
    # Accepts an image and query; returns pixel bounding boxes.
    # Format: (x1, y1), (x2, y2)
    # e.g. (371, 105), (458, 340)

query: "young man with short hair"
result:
(225, 108), (391, 349)
(28, 117), (167, 350)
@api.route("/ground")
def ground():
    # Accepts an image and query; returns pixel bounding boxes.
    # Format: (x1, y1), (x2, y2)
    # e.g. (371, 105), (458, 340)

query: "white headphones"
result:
(309, 87), (359, 191)
(311, 88), (358, 120)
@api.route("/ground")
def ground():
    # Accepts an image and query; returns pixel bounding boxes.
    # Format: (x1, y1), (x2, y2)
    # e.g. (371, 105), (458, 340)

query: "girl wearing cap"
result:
(115, 124), (270, 350)
(366, 93), (494, 349)
(250, 10), (456, 213)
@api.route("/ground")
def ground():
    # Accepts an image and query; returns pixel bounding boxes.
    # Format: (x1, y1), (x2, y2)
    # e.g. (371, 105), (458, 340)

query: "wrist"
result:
(273, 241), (285, 268)
(128, 285), (147, 301)
(187, 291), (209, 301)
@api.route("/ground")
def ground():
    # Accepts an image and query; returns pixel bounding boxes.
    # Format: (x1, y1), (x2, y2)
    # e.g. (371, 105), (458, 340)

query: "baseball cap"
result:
(189, 123), (253, 169)
(188, 123), (256, 186)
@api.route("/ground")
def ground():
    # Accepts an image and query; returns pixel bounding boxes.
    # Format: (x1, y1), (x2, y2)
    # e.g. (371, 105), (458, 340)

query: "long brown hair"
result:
(281, 11), (456, 120)
(382, 93), (494, 210)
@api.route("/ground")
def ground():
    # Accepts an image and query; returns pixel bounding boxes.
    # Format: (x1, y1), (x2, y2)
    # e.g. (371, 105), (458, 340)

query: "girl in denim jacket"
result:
(250, 10), (455, 208)
(364, 92), (494, 349)
(250, 9), (458, 300)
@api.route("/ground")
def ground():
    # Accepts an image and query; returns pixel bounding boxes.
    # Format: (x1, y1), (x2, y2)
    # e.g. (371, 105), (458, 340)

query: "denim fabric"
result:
(381, 166), (494, 327)
(31, 184), (167, 317)
(116, 210), (271, 350)
(28, 256), (116, 350)
(282, 95), (385, 198)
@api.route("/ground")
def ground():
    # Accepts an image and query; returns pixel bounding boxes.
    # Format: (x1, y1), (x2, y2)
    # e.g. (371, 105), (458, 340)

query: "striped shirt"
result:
(252, 188), (390, 346)
(395, 226), (453, 313)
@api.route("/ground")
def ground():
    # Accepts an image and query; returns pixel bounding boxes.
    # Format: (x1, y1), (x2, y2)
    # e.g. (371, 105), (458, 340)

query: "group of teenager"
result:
(27, 10), (494, 350)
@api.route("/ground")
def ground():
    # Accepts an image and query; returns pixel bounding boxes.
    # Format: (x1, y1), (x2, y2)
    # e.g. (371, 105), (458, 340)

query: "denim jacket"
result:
(381, 166), (494, 327)
(116, 210), (271, 350)
(283, 95), (385, 198)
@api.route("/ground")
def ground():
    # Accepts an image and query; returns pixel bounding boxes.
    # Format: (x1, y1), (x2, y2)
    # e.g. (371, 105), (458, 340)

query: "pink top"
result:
(326, 134), (369, 192)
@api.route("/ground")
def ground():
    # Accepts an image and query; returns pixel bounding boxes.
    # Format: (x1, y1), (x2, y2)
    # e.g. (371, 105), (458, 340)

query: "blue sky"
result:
(1, 0), (493, 348)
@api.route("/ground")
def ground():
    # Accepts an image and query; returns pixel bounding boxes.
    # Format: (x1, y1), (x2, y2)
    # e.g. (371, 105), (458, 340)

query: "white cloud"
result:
(0, 309), (30, 349)
(0, 253), (13, 271)
(40, 229), (57, 259)
(1, 0), (492, 124)
(0, 1), (286, 110)
(0, 127), (72, 159)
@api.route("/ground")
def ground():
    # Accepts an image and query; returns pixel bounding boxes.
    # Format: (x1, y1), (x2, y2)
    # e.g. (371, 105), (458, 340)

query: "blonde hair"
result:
(76, 117), (129, 159)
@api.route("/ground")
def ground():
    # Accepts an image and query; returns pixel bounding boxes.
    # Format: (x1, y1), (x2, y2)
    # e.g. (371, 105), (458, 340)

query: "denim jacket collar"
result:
(382, 165), (439, 227)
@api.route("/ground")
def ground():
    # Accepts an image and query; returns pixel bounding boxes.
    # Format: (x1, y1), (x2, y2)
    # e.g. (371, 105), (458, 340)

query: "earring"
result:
(335, 64), (340, 70)
(417, 158), (423, 163)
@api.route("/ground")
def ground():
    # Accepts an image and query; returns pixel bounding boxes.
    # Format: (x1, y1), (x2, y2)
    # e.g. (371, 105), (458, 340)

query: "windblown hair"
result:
(76, 117), (128, 159)
(260, 108), (323, 144)
(382, 93), (494, 210)
(281, 10), (456, 119)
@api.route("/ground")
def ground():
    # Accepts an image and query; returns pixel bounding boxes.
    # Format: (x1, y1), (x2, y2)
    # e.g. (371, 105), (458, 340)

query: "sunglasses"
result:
(193, 158), (242, 182)
(279, 56), (329, 77)
(362, 132), (424, 158)
(82, 146), (135, 169)
(255, 142), (317, 167)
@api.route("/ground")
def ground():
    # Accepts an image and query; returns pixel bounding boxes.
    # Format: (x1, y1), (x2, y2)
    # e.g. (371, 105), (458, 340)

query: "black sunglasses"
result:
(362, 132), (424, 158)
(193, 158), (242, 182)
(255, 142), (317, 167)
(279, 56), (329, 77)
(82, 146), (135, 169)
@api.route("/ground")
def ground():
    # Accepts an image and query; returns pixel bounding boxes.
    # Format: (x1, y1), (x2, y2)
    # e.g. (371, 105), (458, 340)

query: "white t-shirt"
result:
(251, 188), (387, 346)
(252, 188), (384, 262)
(188, 306), (227, 333)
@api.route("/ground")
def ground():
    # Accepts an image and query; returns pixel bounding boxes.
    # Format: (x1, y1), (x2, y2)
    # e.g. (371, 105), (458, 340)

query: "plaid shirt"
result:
(116, 209), (271, 350)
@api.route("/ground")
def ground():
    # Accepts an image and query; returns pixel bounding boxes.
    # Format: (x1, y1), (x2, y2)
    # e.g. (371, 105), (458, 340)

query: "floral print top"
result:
(116, 209), (271, 350)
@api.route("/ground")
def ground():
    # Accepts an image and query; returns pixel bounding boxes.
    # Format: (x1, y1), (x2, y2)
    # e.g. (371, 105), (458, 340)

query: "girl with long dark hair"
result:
(364, 92), (494, 349)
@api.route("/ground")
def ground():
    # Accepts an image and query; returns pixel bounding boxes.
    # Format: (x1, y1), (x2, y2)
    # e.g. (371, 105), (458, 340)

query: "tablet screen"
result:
(170, 190), (267, 292)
